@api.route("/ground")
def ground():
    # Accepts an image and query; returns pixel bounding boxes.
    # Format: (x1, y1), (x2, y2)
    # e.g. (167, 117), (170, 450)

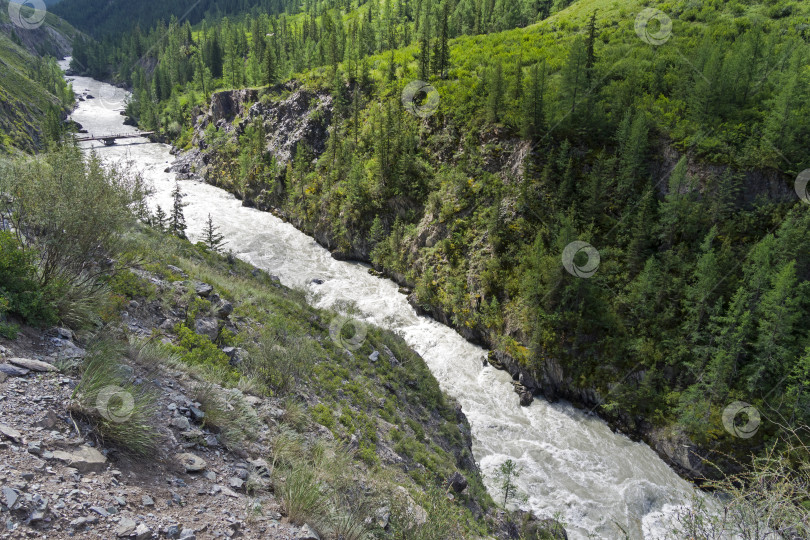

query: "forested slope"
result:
(76, 0), (810, 476)
(0, 0), (75, 152)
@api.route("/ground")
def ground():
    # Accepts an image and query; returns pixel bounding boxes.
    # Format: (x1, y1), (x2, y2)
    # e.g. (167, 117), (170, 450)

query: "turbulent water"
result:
(62, 59), (702, 539)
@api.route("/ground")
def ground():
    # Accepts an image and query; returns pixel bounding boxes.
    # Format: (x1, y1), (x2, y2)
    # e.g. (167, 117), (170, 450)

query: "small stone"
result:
(194, 282), (214, 297)
(90, 506), (109, 517)
(0, 364), (29, 377)
(164, 524), (181, 538)
(27, 442), (42, 456)
(116, 517), (137, 537)
(167, 265), (186, 276)
(171, 416), (191, 430)
(202, 471), (216, 481)
(176, 453), (207, 473)
(228, 477), (244, 490)
(50, 446), (107, 473)
(219, 485), (239, 498)
(216, 302), (233, 319)
(56, 327), (73, 340)
(189, 407), (205, 422)
(134, 523), (151, 540)
(21, 472), (35, 482)
(369, 351), (380, 362)
(0, 424), (22, 442)
(2, 487), (19, 509)
(446, 471), (468, 493)
(179, 527), (196, 540)
(9, 357), (57, 372)
(35, 410), (61, 429)
(141, 495), (154, 507)
(298, 523), (320, 540)
(114, 496), (127, 506)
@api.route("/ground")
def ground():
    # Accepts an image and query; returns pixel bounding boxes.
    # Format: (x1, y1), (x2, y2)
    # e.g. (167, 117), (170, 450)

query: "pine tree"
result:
(487, 60), (505, 123)
(154, 205), (168, 232)
(432, 2), (450, 79)
(522, 60), (547, 140)
(418, 4), (432, 80)
(203, 213), (226, 252)
(585, 11), (598, 83)
(170, 182), (187, 239)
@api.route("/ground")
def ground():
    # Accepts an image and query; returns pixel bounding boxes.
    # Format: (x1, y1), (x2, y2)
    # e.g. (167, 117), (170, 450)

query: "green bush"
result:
(311, 403), (335, 429)
(170, 323), (237, 383)
(0, 232), (57, 326)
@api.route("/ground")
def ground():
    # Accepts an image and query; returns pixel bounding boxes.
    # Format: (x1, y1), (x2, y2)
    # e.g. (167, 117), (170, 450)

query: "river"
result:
(61, 59), (701, 539)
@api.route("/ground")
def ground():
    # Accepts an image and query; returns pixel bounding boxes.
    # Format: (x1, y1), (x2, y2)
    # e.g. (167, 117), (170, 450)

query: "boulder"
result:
(134, 523), (152, 540)
(0, 424), (22, 442)
(2, 486), (19, 509)
(194, 282), (214, 298)
(116, 517), (137, 537)
(9, 357), (57, 372)
(222, 347), (244, 366)
(51, 446), (107, 473)
(176, 452), (207, 472)
(57, 341), (87, 360)
(216, 301), (233, 319)
(0, 364), (30, 377)
(446, 471), (468, 493)
(194, 318), (220, 341)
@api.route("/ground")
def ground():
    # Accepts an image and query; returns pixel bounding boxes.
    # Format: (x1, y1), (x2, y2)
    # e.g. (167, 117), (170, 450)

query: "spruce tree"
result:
(154, 205), (168, 232)
(487, 60), (505, 123)
(204, 213), (226, 252)
(432, 2), (450, 79)
(170, 181), (187, 239)
(418, 5), (432, 80)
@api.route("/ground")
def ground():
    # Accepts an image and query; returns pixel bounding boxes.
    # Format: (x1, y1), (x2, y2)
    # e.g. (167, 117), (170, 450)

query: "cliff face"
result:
(173, 85), (794, 483)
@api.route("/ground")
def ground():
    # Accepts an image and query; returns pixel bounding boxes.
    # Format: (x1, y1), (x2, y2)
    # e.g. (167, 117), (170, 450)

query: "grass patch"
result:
(69, 340), (160, 456)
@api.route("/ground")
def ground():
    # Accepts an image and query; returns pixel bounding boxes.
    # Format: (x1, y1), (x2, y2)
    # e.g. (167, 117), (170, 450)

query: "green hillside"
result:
(0, 0), (76, 152)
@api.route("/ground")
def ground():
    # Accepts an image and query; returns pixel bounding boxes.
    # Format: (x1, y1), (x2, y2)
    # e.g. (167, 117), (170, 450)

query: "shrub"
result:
(0, 147), (148, 286)
(0, 232), (57, 326)
(70, 340), (160, 456)
(311, 403), (335, 429)
(170, 323), (238, 383)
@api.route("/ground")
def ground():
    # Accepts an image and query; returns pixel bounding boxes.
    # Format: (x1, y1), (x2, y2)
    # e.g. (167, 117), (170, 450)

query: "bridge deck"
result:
(75, 132), (155, 143)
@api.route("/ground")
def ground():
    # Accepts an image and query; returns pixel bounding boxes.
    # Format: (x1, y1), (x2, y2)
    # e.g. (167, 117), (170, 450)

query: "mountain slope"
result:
(0, 0), (76, 152)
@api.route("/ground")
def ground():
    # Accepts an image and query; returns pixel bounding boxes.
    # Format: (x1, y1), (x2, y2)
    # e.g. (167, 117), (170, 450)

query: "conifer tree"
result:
(432, 2), (450, 79)
(204, 213), (226, 252)
(154, 205), (168, 232)
(170, 181), (187, 239)
(418, 4), (432, 80)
